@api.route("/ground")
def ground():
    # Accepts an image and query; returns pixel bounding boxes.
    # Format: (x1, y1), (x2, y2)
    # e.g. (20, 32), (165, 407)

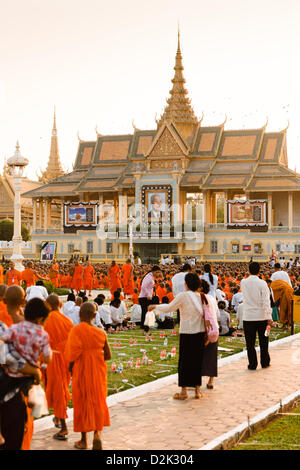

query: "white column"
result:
(223, 191), (228, 225)
(43, 199), (48, 232)
(32, 199), (37, 233)
(60, 200), (64, 231)
(118, 193), (127, 225)
(10, 176), (24, 271)
(288, 192), (293, 230)
(268, 192), (273, 229)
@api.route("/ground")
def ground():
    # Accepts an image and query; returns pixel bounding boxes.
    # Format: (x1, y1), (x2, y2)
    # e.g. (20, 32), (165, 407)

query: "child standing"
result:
(65, 302), (111, 450)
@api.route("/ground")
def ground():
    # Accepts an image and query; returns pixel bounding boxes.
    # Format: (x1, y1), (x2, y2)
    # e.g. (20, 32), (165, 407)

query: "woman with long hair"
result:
(200, 264), (218, 299)
(198, 278), (219, 390)
(148, 273), (210, 400)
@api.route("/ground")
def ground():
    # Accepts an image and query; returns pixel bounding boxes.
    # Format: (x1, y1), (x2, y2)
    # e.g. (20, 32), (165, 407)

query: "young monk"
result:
(83, 261), (95, 297)
(65, 302), (111, 450)
(0, 285), (12, 327)
(48, 260), (60, 288)
(43, 294), (73, 440)
(108, 261), (122, 296)
(5, 262), (22, 286)
(71, 261), (84, 294)
(122, 259), (134, 299)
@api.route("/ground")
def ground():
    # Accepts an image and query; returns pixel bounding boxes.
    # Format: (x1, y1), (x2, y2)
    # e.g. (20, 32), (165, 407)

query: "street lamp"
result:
(127, 216), (135, 263)
(7, 141), (29, 272)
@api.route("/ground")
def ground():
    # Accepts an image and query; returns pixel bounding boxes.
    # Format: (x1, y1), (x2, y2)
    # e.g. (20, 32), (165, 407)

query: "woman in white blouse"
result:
(148, 273), (210, 400)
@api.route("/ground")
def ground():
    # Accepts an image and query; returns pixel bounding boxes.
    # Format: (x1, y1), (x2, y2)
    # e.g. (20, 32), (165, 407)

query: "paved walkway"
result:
(31, 334), (300, 450)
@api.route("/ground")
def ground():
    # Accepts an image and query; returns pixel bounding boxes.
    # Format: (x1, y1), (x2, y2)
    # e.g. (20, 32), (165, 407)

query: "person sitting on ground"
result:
(25, 280), (49, 303)
(218, 300), (236, 336)
(69, 297), (83, 326)
(94, 295), (114, 333)
(156, 296), (175, 329)
(62, 293), (76, 318)
(236, 300), (244, 330)
(130, 302), (142, 326)
(109, 297), (128, 330)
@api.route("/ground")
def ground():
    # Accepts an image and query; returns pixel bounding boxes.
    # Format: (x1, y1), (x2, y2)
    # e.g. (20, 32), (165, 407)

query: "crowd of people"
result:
(0, 254), (298, 450)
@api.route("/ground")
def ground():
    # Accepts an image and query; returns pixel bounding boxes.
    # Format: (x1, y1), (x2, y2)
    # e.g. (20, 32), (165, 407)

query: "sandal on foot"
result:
(173, 393), (188, 400)
(53, 431), (68, 440)
(194, 392), (203, 399)
(74, 441), (88, 450)
(206, 384), (214, 389)
(92, 438), (103, 450)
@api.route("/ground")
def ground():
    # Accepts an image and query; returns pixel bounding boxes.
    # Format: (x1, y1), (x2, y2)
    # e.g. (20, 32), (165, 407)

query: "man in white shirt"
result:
(231, 288), (243, 312)
(172, 264), (192, 324)
(25, 281), (48, 302)
(270, 263), (292, 286)
(241, 262), (273, 370)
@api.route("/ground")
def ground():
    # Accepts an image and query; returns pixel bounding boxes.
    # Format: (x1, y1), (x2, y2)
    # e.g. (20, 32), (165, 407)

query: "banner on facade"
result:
(64, 202), (98, 232)
(227, 200), (267, 230)
(40, 241), (57, 262)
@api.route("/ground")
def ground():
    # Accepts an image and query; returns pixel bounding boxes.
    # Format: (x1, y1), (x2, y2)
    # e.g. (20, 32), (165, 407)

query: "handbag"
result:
(187, 291), (219, 343)
(144, 311), (155, 328)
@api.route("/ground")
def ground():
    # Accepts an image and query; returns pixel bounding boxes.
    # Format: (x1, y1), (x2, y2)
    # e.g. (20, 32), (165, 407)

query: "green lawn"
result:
(233, 404), (300, 450)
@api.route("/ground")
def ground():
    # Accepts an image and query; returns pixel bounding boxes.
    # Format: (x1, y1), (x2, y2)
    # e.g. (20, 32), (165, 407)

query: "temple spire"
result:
(158, 28), (198, 141)
(39, 107), (64, 183)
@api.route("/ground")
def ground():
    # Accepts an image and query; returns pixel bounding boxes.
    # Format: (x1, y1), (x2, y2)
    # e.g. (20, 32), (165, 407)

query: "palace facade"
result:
(22, 35), (300, 263)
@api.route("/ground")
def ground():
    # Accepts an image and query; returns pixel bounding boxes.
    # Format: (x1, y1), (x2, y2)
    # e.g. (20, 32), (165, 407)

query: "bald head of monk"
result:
(79, 302), (96, 324)
(4, 285), (25, 307)
(46, 293), (61, 311)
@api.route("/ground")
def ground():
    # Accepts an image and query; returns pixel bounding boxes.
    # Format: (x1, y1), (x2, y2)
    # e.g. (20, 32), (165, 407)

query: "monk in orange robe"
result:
(49, 261), (60, 288)
(156, 283), (167, 303)
(0, 285), (12, 326)
(21, 261), (37, 288)
(5, 262), (22, 286)
(0, 264), (4, 284)
(108, 261), (122, 296)
(121, 259), (134, 298)
(83, 261), (95, 296)
(65, 302), (111, 450)
(43, 294), (73, 440)
(131, 288), (139, 305)
(71, 261), (84, 294)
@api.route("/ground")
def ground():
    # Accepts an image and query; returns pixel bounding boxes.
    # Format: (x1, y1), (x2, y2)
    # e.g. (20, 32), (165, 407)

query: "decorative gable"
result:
(146, 122), (189, 158)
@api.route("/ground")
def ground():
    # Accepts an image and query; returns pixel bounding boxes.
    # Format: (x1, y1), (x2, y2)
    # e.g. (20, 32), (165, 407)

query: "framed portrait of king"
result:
(141, 185), (172, 224)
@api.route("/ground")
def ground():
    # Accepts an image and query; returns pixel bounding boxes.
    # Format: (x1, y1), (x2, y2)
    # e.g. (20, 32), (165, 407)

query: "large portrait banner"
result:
(141, 185), (172, 225)
(64, 202), (98, 233)
(227, 200), (267, 230)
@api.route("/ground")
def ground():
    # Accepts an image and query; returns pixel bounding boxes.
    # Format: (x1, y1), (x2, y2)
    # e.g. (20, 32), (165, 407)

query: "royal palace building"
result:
(21, 34), (300, 263)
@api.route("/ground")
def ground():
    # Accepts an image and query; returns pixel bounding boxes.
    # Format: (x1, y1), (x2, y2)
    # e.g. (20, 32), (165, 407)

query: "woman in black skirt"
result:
(199, 279), (219, 389)
(148, 273), (210, 400)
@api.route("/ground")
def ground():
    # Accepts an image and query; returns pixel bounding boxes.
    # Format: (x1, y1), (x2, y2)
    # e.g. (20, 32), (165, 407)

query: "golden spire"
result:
(39, 107), (64, 183)
(158, 27), (198, 140)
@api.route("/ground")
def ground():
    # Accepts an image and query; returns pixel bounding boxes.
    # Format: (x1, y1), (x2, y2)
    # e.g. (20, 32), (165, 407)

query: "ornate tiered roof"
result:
(22, 35), (300, 199)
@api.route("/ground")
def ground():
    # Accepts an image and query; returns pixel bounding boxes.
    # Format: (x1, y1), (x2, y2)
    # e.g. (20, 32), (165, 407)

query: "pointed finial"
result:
(132, 119), (136, 131)
(177, 22), (180, 51)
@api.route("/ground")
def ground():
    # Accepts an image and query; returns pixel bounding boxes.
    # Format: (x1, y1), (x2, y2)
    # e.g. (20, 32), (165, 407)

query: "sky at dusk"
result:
(1, 0), (300, 180)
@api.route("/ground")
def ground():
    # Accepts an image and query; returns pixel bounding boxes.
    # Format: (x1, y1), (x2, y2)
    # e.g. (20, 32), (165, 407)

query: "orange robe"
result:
(21, 398), (34, 450)
(83, 265), (95, 291)
(43, 310), (73, 419)
(0, 300), (12, 326)
(166, 292), (174, 303)
(108, 264), (122, 295)
(131, 293), (139, 305)
(122, 264), (134, 296)
(22, 268), (36, 288)
(65, 322), (110, 432)
(6, 269), (22, 286)
(156, 286), (167, 302)
(71, 265), (84, 292)
(0, 265), (4, 284)
(49, 264), (60, 288)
